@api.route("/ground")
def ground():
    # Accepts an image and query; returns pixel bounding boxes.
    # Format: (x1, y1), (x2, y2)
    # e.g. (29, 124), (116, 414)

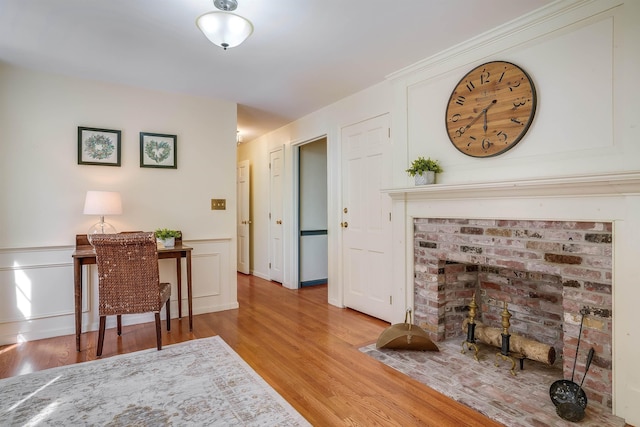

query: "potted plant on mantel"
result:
(155, 228), (181, 248)
(406, 156), (443, 185)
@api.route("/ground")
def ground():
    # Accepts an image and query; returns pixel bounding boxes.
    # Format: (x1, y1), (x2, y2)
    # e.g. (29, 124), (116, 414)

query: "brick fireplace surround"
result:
(386, 172), (640, 422)
(413, 217), (613, 407)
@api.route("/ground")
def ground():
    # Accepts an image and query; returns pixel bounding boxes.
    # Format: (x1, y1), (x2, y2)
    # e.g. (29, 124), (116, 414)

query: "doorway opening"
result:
(297, 137), (328, 287)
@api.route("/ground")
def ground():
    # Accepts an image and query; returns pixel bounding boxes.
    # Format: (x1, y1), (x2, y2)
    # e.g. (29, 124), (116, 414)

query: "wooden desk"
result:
(72, 233), (193, 351)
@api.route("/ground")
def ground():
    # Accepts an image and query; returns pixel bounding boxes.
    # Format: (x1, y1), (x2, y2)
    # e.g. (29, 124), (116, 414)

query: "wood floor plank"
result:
(0, 273), (502, 426)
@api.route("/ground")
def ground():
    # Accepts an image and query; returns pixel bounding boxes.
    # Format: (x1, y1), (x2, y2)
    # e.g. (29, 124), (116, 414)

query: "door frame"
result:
(293, 136), (329, 288)
(286, 133), (342, 303)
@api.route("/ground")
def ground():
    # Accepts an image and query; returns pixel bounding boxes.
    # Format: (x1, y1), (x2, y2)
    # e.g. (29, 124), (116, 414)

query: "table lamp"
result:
(83, 191), (122, 242)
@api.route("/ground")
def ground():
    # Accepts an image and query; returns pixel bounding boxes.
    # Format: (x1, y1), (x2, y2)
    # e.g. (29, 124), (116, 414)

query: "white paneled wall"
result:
(0, 239), (236, 344)
(0, 247), (77, 342)
(0, 64), (238, 346)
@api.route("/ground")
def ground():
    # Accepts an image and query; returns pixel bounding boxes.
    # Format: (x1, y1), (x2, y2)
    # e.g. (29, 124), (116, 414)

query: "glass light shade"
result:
(196, 12), (253, 50)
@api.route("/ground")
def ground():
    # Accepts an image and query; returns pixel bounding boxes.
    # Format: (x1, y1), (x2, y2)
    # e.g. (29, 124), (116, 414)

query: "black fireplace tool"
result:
(549, 307), (594, 422)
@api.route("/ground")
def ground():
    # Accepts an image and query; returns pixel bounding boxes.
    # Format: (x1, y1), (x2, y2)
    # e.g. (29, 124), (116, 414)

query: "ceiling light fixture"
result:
(196, 0), (253, 50)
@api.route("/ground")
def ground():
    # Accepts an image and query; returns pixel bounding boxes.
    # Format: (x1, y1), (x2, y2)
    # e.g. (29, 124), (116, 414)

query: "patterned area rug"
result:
(361, 339), (626, 427)
(1, 336), (310, 426)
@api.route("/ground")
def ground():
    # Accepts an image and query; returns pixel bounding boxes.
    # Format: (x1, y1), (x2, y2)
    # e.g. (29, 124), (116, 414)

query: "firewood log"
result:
(462, 319), (556, 365)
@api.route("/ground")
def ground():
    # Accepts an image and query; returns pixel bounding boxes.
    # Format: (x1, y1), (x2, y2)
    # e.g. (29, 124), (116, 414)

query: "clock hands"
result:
(483, 109), (488, 132)
(464, 99), (497, 132)
(462, 112), (483, 131)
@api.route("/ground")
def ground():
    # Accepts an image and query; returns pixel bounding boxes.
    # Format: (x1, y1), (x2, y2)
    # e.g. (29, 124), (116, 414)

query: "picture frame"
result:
(78, 127), (121, 166)
(140, 132), (177, 169)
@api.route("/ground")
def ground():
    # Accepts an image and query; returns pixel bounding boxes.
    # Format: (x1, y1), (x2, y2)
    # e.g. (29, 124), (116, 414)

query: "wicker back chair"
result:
(91, 232), (171, 356)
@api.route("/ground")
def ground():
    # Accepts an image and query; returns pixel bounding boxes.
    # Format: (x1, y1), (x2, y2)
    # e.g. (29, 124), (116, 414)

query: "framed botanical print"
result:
(140, 132), (177, 169)
(78, 127), (121, 166)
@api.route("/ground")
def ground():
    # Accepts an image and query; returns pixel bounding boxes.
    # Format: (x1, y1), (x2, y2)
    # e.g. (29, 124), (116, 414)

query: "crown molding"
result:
(386, 0), (623, 83)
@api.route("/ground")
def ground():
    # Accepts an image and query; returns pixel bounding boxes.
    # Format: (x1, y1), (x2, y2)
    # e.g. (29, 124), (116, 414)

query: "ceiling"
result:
(0, 0), (552, 143)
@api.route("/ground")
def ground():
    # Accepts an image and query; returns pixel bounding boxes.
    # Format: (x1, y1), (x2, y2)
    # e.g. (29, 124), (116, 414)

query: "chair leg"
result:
(155, 312), (162, 351)
(166, 299), (171, 331)
(97, 316), (107, 357)
(117, 315), (122, 336)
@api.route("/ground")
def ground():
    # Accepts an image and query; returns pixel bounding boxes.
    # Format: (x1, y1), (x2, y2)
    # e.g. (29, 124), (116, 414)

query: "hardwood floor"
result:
(0, 273), (501, 426)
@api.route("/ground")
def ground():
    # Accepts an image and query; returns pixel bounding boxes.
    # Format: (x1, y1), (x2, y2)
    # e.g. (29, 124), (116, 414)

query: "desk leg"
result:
(74, 259), (82, 352)
(187, 251), (193, 331)
(176, 257), (182, 319)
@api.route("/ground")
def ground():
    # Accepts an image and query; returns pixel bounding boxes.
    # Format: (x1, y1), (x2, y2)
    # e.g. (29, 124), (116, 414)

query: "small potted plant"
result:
(154, 228), (181, 248)
(406, 156), (443, 185)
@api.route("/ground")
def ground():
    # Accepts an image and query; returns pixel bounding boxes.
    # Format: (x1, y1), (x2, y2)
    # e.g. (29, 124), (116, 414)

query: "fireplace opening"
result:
(441, 262), (564, 356)
(413, 218), (613, 409)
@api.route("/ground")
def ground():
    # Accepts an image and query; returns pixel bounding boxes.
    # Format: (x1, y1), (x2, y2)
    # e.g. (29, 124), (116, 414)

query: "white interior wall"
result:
(0, 64), (239, 345)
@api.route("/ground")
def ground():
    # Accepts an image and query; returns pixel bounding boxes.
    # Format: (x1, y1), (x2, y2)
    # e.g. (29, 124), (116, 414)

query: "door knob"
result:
(276, 220), (282, 225)
(341, 221), (348, 228)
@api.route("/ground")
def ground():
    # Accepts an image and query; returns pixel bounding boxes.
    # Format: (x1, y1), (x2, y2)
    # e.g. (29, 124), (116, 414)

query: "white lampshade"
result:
(83, 191), (122, 242)
(196, 12), (253, 50)
(83, 191), (122, 215)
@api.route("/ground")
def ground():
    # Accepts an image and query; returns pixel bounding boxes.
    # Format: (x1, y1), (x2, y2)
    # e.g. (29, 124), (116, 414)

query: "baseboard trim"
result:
(300, 279), (327, 287)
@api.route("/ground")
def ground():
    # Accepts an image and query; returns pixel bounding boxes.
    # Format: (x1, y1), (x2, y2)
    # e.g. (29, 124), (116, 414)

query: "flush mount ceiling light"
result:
(196, 0), (253, 50)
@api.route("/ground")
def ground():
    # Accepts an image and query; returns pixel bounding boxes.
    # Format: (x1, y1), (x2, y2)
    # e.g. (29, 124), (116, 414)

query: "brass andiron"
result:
(495, 301), (521, 376)
(461, 293), (480, 361)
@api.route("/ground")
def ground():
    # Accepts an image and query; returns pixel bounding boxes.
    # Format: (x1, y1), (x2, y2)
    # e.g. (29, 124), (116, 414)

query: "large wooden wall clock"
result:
(445, 61), (537, 158)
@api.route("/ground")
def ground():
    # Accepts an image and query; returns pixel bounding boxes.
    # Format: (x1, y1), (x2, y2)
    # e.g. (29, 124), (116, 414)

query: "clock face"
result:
(445, 61), (537, 158)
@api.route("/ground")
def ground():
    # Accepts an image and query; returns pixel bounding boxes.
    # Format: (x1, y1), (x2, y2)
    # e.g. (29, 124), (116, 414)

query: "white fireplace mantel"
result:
(385, 170), (640, 422)
(384, 172), (640, 200)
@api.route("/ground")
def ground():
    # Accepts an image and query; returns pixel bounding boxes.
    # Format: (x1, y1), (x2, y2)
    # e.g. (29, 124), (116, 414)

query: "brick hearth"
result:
(413, 218), (613, 409)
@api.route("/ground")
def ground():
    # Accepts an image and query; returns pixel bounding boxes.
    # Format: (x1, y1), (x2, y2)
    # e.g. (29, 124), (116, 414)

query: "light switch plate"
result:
(211, 199), (226, 210)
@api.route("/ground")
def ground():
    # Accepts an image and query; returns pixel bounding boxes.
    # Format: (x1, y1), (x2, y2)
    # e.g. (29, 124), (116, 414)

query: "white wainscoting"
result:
(0, 238), (236, 346)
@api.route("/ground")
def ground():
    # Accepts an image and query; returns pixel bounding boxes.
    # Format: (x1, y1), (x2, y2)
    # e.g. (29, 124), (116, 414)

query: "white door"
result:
(237, 160), (250, 274)
(341, 114), (392, 321)
(269, 148), (284, 283)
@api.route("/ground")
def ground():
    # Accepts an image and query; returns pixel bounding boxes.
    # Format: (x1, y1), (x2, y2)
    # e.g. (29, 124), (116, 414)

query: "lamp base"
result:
(87, 221), (117, 244)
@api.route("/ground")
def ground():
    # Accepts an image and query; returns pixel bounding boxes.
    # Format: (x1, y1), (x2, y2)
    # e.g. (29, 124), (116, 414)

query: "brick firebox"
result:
(413, 218), (613, 409)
